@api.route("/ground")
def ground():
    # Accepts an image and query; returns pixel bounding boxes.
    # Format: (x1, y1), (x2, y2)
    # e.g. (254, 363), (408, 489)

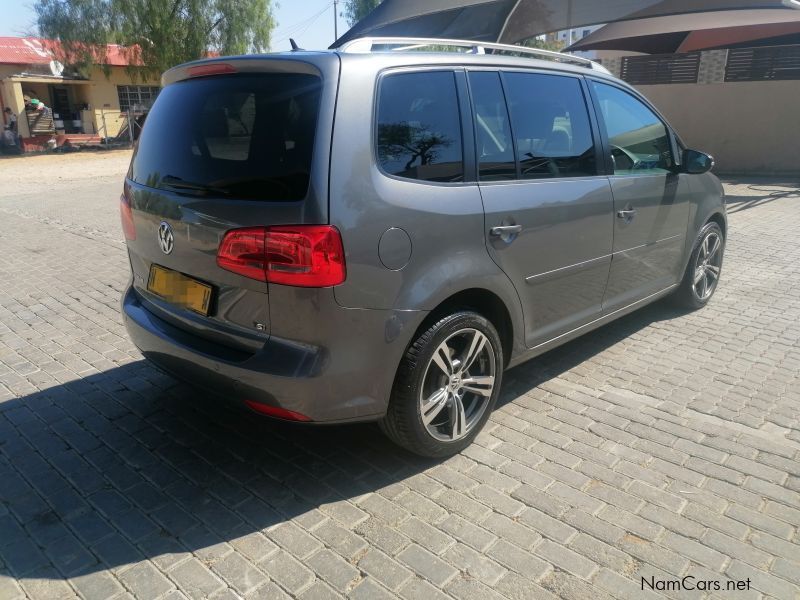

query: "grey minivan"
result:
(121, 38), (726, 457)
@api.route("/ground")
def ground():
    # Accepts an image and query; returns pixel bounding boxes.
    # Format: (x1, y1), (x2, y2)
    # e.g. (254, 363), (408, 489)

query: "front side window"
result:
(503, 72), (597, 179)
(591, 81), (674, 174)
(376, 71), (464, 183)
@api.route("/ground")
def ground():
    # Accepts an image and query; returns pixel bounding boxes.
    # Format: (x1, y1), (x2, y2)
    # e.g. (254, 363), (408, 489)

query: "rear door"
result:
(470, 69), (614, 348)
(587, 80), (690, 311)
(124, 59), (335, 352)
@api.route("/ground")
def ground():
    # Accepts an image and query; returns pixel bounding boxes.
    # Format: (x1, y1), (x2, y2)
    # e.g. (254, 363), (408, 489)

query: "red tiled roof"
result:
(0, 36), (136, 67)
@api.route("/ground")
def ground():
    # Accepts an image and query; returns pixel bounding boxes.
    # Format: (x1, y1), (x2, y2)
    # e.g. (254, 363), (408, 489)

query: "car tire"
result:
(672, 221), (725, 310)
(380, 311), (503, 458)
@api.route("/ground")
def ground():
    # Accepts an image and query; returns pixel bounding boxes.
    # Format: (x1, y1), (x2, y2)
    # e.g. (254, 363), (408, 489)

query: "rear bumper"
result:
(122, 284), (425, 423)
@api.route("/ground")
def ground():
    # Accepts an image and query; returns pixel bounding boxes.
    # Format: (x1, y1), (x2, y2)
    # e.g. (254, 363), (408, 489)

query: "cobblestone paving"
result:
(0, 155), (799, 600)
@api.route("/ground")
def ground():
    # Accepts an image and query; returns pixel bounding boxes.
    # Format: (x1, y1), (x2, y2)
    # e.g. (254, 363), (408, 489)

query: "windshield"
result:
(130, 72), (322, 201)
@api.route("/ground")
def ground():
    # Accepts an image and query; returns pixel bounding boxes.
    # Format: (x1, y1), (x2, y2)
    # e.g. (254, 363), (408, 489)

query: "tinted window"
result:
(504, 72), (597, 179)
(591, 81), (673, 174)
(131, 73), (321, 201)
(469, 71), (516, 181)
(377, 72), (463, 182)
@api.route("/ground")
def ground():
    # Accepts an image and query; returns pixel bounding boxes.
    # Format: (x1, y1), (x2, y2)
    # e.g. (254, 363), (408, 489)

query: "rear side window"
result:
(504, 72), (597, 179)
(469, 71), (516, 181)
(376, 71), (464, 183)
(131, 73), (322, 201)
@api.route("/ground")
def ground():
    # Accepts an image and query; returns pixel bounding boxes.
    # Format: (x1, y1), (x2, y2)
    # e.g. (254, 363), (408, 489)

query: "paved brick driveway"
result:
(0, 152), (798, 600)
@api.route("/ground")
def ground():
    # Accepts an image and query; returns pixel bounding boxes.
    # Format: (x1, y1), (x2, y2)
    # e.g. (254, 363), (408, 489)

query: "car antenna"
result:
(290, 38), (303, 51)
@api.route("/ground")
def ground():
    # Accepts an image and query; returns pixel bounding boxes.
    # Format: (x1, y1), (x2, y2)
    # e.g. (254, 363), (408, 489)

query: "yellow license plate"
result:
(147, 265), (213, 316)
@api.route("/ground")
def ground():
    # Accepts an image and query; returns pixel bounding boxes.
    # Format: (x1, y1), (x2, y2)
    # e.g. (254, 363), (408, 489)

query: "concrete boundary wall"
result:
(638, 80), (799, 176)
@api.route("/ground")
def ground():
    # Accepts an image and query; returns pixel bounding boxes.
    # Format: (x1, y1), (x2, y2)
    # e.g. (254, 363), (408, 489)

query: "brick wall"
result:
(697, 50), (728, 84)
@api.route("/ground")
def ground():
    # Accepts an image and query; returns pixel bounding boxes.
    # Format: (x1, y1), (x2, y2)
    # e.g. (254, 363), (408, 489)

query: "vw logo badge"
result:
(157, 221), (174, 255)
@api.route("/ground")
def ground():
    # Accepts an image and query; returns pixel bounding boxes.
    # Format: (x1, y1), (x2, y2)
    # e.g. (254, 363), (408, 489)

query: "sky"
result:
(0, 0), (349, 51)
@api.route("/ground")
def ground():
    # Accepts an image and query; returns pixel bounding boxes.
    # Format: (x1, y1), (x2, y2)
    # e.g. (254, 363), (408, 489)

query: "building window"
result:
(117, 85), (161, 112)
(620, 53), (701, 85)
(725, 45), (800, 82)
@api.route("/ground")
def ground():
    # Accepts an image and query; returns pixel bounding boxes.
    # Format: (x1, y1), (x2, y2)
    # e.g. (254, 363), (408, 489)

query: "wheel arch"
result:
(706, 211), (727, 238)
(410, 288), (516, 368)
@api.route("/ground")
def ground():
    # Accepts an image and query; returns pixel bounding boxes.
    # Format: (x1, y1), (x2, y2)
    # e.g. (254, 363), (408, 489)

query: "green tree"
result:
(342, 0), (381, 27)
(518, 36), (566, 52)
(36, 0), (276, 79)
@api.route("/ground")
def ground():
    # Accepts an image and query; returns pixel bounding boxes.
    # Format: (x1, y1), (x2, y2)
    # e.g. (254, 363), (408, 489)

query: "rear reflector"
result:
(245, 400), (311, 422)
(217, 225), (346, 287)
(120, 193), (136, 240)
(187, 63), (237, 77)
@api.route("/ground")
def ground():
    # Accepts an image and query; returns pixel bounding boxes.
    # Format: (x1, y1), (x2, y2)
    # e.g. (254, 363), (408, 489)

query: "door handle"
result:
(490, 224), (523, 237)
(617, 209), (637, 222)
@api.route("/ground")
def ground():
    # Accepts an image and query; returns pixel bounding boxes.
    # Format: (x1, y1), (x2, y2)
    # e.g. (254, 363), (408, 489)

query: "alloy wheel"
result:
(419, 328), (496, 442)
(693, 230), (723, 301)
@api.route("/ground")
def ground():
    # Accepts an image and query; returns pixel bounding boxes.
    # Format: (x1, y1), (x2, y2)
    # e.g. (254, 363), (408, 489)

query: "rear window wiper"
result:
(159, 175), (230, 196)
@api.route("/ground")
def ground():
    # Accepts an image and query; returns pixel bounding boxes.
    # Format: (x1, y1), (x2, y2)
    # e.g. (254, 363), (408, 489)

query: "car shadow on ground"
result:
(0, 298), (688, 582)
(723, 181), (799, 215)
(499, 298), (689, 406)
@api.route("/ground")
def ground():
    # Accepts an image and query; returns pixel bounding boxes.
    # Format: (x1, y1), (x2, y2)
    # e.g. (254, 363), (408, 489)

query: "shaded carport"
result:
(566, 9), (800, 54)
(333, 0), (800, 47)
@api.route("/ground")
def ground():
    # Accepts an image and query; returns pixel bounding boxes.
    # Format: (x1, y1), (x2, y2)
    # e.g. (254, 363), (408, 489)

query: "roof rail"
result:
(338, 37), (611, 74)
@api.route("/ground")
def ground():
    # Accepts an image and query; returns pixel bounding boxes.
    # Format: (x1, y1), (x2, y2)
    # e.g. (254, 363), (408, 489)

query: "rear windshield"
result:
(130, 73), (322, 201)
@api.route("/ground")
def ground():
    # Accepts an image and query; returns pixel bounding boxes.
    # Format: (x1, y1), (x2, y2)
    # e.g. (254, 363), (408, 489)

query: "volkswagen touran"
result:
(121, 39), (726, 456)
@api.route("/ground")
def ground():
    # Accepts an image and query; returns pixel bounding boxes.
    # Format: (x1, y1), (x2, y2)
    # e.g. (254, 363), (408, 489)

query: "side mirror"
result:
(683, 149), (714, 174)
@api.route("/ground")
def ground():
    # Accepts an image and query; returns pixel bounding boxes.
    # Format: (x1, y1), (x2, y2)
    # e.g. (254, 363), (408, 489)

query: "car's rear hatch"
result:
(123, 55), (339, 356)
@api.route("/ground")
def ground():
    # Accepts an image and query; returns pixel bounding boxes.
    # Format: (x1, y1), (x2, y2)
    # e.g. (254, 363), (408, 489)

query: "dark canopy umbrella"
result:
(332, 0), (800, 47)
(566, 9), (800, 54)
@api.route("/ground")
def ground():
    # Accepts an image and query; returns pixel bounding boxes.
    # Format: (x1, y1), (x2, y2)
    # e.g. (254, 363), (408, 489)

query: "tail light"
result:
(120, 192), (136, 241)
(216, 227), (266, 281)
(217, 225), (346, 287)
